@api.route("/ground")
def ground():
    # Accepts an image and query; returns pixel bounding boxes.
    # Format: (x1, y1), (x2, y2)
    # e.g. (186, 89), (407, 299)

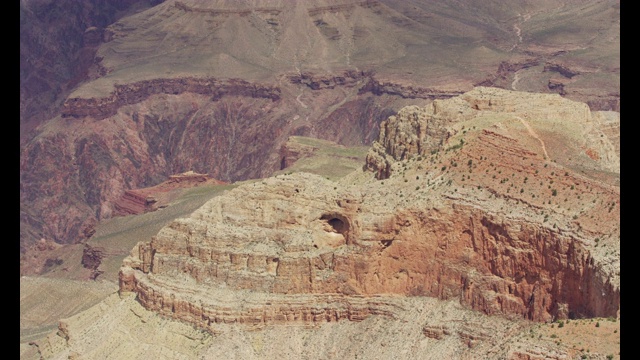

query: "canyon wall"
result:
(119, 88), (619, 331)
(62, 77), (281, 119)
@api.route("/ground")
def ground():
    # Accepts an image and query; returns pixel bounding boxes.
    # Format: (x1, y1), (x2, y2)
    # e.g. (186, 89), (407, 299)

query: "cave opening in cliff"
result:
(320, 213), (350, 241)
(328, 218), (346, 232)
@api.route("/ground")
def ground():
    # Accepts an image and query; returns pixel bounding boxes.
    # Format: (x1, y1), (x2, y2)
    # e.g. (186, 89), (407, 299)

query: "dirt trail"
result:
(511, 70), (523, 90)
(293, 57), (308, 109)
(516, 116), (550, 160)
(509, 13), (531, 52)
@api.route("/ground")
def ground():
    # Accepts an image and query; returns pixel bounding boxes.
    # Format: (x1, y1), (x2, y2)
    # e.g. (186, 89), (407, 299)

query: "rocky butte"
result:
(119, 86), (619, 322)
(31, 87), (619, 359)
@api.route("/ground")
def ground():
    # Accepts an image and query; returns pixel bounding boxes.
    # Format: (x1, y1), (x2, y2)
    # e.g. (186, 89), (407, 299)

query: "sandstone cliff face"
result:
(366, 87), (619, 179)
(113, 171), (225, 216)
(119, 88), (619, 333)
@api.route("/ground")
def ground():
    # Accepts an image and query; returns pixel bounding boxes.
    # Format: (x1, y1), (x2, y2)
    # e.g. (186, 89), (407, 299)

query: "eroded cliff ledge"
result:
(119, 88), (619, 333)
(289, 70), (464, 99)
(62, 77), (281, 119)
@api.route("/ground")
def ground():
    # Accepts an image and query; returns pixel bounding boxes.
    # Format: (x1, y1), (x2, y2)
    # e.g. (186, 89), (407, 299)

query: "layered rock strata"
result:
(113, 171), (225, 216)
(290, 70), (464, 99)
(120, 88), (619, 333)
(62, 77), (281, 119)
(366, 87), (619, 179)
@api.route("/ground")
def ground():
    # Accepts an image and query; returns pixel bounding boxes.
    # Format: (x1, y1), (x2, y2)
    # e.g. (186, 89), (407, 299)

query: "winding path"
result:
(516, 116), (549, 160)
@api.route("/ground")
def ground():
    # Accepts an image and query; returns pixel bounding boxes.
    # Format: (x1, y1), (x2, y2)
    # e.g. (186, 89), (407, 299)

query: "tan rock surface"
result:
(36, 87), (620, 359)
(117, 87), (618, 327)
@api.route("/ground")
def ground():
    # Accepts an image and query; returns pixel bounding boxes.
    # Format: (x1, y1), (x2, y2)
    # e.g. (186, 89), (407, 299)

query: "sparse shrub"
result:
(558, 321), (564, 328)
(595, 322), (600, 327)
(441, 166), (447, 171)
(552, 189), (557, 196)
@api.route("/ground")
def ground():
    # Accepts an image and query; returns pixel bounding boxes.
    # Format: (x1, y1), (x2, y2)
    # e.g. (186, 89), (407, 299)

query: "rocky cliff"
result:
(113, 171), (226, 216)
(119, 88), (619, 335)
(20, 0), (620, 255)
(62, 77), (281, 119)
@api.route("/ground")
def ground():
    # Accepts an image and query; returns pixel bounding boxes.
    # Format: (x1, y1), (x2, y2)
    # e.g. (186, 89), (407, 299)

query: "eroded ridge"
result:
(62, 77), (280, 119)
(119, 88), (619, 334)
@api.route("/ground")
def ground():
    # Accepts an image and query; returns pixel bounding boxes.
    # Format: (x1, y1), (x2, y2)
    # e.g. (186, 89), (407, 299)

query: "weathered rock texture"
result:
(19, 0), (149, 140)
(113, 171), (226, 216)
(20, 0), (619, 254)
(290, 70), (464, 99)
(119, 88), (619, 336)
(62, 77), (281, 119)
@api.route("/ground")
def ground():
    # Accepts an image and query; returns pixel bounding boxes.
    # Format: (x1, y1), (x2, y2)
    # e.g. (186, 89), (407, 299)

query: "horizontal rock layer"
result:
(119, 88), (618, 332)
(62, 77), (281, 119)
(289, 70), (464, 99)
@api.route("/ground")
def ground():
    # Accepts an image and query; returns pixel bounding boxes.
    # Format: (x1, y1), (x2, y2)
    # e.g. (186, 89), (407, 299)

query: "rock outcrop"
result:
(62, 77), (281, 119)
(20, 0), (620, 255)
(119, 88), (619, 335)
(366, 87), (619, 179)
(113, 171), (225, 216)
(290, 70), (464, 100)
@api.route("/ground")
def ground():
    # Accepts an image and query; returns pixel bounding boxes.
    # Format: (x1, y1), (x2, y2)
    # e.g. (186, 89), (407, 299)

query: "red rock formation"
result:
(113, 171), (226, 216)
(289, 70), (464, 99)
(119, 88), (619, 333)
(62, 77), (281, 119)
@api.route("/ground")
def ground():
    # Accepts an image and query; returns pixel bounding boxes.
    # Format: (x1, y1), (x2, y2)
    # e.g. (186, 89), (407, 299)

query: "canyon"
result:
(20, 1), (619, 359)
(20, 0), (619, 254)
(27, 87), (620, 359)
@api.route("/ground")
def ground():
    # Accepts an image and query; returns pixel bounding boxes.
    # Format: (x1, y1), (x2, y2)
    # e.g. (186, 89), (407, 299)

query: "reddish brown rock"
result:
(119, 89), (618, 332)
